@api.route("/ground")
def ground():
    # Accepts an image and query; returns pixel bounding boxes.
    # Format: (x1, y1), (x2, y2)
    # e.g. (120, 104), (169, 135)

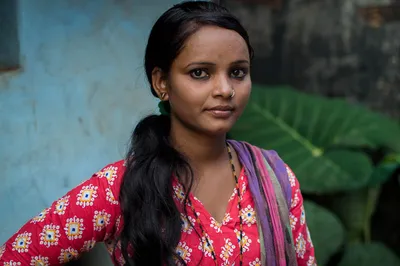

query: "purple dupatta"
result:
(228, 140), (297, 266)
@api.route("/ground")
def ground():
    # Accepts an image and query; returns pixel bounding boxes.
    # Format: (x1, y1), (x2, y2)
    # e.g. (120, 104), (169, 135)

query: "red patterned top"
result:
(0, 160), (316, 265)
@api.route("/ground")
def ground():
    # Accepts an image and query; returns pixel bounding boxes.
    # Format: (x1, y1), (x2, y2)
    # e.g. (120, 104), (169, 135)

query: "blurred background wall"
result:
(222, 0), (400, 119)
(0, 0), (181, 265)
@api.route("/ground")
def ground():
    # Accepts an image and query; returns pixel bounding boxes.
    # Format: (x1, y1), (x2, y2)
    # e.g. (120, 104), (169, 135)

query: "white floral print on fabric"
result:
(210, 218), (222, 233)
(286, 165), (296, 187)
(193, 196), (203, 204)
(220, 238), (236, 263)
(249, 258), (262, 266)
(234, 229), (252, 253)
(64, 216), (85, 240)
(241, 181), (247, 195)
(76, 184), (98, 208)
(241, 205), (256, 227)
(228, 188), (237, 202)
(81, 239), (96, 252)
(12, 232), (32, 253)
(92, 210), (111, 231)
(176, 241), (193, 263)
(105, 188), (119, 205)
(307, 255), (317, 266)
(30, 255), (49, 266)
(290, 213), (298, 230)
(3, 260), (21, 265)
(300, 206), (306, 225)
(98, 166), (118, 186)
(30, 208), (49, 224)
(291, 189), (299, 208)
(39, 224), (61, 248)
(295, 233), (307, 259)
(173, 183), (185, 203)
(198, 234), (214, 258)
(222, 213), (233, 225)
(181, 214), (195, 234)
(54, 195), (70, 215)
(58, 247), (79, 264)
(116, 215), (122, 233)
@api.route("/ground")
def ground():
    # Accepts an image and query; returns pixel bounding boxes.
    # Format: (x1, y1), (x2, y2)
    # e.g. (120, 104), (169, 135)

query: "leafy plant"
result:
(338, 243), (400, 266)
(230, 85), (400, 265)
(303, 200), (345, 265)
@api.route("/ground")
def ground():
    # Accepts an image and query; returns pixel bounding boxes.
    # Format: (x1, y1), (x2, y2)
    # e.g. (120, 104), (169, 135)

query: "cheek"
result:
(236, 82), (252, 109)
(169, 79), (206, 114)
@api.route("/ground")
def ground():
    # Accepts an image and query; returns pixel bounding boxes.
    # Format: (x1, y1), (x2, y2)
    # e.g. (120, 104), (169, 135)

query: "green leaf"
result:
(367, 153), (400, 186)
(382, 153), (400, 164)
(304, 201), (345, 265)
(338, 242), (400, 266)
(369, 162), (399, 187)
(231, 86), (376, 193)
(331, 188), (381, 242)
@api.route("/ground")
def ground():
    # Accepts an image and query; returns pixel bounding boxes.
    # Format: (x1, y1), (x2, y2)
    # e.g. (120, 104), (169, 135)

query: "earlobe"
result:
(152, 67), (169, 100)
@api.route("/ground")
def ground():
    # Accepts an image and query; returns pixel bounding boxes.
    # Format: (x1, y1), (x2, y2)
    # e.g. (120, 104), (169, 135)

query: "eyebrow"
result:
(185, 60), (250, 68)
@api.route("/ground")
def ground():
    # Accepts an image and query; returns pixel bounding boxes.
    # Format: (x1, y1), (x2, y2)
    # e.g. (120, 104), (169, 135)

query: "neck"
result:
(169, 119), (228, 171)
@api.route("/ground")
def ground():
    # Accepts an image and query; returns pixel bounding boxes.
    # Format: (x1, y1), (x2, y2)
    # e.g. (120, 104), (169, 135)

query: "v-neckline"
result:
(188, 166), (245, 225)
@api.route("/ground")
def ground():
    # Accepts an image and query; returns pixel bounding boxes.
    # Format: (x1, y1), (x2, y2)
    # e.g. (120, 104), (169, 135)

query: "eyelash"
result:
(189, 68), (248, 80)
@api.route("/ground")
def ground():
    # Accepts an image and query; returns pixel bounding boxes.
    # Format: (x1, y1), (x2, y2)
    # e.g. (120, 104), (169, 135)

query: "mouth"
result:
(205, 105), (235, 119)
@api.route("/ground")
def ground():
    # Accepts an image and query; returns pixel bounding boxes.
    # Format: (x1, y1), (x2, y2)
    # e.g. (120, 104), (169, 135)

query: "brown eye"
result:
(230, 69), (247, 79)
(190, 69), (209, 79)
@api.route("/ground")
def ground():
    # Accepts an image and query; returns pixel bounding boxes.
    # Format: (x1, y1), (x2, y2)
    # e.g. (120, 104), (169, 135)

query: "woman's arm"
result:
(0, 161), (125, 265)
(286, 165), (317, 266)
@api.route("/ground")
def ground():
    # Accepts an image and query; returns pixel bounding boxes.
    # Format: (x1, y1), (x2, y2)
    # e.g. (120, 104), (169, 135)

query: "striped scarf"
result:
(228, 140), (297, 266)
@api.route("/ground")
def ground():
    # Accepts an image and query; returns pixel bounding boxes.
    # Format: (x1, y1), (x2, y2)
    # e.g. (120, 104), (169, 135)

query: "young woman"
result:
(0, 1), (316, 265)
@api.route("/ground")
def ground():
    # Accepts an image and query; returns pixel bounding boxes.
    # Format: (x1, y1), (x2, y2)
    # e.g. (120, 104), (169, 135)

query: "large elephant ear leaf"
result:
(338, 243), (400, 266)
(231, 86), (380, 193)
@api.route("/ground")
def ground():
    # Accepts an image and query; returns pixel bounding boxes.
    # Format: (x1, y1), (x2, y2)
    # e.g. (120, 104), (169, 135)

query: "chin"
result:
(202, 121), (234, 136)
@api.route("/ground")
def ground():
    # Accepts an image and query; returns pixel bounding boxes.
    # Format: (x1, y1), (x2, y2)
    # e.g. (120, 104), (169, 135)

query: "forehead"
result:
(175, 25), (250, 65)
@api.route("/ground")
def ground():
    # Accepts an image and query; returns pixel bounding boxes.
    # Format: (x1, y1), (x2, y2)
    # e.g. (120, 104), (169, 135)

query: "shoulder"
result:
(95, 159), (126, 178)
(232, 140), (280, 156)
(91, 159), (127, 196)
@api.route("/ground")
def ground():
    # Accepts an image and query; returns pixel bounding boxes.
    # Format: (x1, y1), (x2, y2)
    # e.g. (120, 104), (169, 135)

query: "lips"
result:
(207, 105), (234, 112)
(206, 105), (235, 119)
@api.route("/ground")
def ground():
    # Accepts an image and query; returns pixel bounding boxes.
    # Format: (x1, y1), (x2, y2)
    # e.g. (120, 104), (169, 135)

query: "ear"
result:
(151, 67), (169, 101)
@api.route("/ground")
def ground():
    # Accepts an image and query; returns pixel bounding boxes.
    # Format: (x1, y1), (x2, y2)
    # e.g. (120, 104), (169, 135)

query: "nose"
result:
(212, 73), (233, 98)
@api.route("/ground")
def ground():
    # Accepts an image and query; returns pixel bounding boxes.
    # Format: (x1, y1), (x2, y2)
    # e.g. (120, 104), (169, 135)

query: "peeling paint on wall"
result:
(0, 0), (181, 253)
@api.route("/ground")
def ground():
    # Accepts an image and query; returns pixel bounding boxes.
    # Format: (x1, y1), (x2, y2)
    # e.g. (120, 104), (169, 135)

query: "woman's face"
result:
(165, 25), (251, 136)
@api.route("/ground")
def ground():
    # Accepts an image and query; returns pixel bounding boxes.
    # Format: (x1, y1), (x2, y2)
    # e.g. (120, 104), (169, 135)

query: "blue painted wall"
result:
(0, 0), (181, 249)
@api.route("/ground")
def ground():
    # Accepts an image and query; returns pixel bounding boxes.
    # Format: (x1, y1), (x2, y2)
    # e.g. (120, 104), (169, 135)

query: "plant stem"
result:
(364, 187), (381, 242)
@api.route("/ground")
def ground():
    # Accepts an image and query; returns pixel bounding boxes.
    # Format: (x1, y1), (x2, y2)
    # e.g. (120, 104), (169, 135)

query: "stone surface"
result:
(222, 0), (400, 119)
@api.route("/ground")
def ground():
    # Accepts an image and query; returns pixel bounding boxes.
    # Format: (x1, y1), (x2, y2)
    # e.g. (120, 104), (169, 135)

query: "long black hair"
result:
(118, 1), (253, 265)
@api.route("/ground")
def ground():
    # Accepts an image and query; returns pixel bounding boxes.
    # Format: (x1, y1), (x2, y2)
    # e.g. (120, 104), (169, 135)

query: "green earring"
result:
(158, 92), (170, 116)
(158, 101), (170, 116)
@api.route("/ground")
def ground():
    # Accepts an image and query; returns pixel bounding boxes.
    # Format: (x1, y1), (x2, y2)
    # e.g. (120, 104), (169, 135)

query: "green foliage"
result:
(338, 243), (400, 266)
(230, 85), (400, 265)
(304, 200), (345, 265)
(331, 188), (380, 242)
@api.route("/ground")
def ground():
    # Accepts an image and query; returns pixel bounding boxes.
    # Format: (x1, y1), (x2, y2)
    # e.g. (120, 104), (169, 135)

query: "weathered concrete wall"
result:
(222, 0), (400, 118)
(0, 1), (181, 264)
